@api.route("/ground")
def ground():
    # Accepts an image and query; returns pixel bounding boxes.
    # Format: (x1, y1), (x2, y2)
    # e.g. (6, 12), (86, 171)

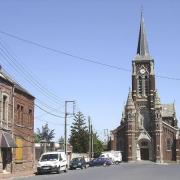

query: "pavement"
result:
(0, 161), (179, 180)
(12, 163), (180, 180)
(0, 170), (35, 180)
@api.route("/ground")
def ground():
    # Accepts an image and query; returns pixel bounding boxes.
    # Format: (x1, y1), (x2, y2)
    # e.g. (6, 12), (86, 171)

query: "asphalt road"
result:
(15, 163), (180, 180)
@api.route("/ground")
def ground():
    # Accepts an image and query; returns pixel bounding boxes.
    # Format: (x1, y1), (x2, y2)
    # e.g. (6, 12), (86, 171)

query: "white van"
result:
(37, 151), (68, 174)
(100, 151), (122, 164)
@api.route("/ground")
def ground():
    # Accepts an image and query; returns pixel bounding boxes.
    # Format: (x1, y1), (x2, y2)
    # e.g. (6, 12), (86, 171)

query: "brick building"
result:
(110, 14), (180, 163)
(0, 67), (35, 173)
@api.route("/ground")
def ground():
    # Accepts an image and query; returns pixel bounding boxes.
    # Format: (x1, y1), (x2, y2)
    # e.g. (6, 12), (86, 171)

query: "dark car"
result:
(89, 158), (112, 167)
(69, 157), (87, 170)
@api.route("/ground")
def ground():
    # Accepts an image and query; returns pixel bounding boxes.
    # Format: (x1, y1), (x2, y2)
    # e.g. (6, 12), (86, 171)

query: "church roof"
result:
(162, 104), (175, 118)
(136, 12), (150, 58)
(0, 68), (34, 98)
(126, 90), (135, 109)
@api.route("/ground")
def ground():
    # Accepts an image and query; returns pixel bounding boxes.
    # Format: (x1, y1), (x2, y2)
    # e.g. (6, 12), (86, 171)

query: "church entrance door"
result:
(140, 148), (149, 160)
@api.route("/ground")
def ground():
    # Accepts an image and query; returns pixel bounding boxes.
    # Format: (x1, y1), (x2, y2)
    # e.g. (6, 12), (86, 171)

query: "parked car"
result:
(37, 151), (68, 174)
(100, 151), (122, 164)
(69, 157), (87, 170)
(89, 158), (112, 167)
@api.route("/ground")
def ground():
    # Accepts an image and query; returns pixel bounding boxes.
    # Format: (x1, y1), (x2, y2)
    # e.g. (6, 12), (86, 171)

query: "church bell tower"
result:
(132, 13), (156, 132)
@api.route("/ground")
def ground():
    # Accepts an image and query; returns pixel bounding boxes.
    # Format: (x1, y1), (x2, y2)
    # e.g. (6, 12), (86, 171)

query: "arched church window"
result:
(138, 76), (142, 95)
(141, 141), (148, 147)
(145, 75), (149, 96)
(166, 138), (172, 150)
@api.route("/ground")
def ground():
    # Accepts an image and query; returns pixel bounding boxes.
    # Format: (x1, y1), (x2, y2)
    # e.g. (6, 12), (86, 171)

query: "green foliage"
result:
(36, 123), (55, 142)
(69, 111), (89, 153)
(58, 136), (64, 144)
(34, 133), (41, 143)
(93, 133), (104, 158)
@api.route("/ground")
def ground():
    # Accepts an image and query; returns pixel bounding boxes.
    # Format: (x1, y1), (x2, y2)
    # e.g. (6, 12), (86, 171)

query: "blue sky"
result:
(0, 0), (180, 141)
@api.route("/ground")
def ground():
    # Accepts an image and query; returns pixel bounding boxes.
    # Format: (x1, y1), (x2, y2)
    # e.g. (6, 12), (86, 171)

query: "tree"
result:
(36, 123), (55, 142)
(34, 133), (41, 143)
(92, 133), (104, 158)
(69, 111), (89, 153)
(58, 136), (64, 150)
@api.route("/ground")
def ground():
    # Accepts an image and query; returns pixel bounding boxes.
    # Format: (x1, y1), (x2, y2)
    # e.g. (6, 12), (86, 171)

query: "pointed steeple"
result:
(126, 90), (135, 109)
(155, 91), (161, 108)
(136, 12), (150, 57)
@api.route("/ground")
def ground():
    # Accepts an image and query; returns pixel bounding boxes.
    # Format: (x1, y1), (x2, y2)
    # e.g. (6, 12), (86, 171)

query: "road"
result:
(15, 163), (180, 180)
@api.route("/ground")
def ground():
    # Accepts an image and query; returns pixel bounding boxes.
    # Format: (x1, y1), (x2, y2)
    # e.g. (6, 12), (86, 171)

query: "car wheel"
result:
(57, 166), (61, 174)
(115, 161), (119, 165)
(103, 163), (106, 167)
(36, 170), (41, 175)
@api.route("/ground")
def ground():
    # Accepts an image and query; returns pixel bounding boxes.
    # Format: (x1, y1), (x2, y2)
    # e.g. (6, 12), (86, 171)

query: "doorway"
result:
(1, 148), (12, 171)
(140, 148), (149, 160)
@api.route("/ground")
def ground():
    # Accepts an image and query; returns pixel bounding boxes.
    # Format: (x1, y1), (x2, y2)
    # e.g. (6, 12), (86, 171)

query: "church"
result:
(110, 14), (180, 163)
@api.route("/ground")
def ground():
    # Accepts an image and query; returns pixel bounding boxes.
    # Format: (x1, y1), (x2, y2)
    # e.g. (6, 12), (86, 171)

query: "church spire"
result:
(136, 12), (150, 57)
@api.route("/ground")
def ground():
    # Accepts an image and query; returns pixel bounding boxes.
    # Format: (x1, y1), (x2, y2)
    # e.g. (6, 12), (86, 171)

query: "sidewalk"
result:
(0, 170), (35, 180)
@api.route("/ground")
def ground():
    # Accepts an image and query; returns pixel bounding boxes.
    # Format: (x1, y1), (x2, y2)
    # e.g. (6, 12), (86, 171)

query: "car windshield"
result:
(72, 158), (81, 163)
(40, 154), (58, 162)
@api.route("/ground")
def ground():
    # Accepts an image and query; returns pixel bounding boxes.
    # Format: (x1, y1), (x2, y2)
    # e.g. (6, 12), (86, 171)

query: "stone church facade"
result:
(110, 14), (180, 163)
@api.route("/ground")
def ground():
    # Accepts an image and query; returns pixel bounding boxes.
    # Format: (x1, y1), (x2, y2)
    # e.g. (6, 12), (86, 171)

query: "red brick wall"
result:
(0, 77), (35, 172)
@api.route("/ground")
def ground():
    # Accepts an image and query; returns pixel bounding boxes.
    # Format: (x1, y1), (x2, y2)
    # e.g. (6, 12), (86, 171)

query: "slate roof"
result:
(0, 68), (34, 98)
(136, 12), (151, 58)
(162, 104), (175, 117)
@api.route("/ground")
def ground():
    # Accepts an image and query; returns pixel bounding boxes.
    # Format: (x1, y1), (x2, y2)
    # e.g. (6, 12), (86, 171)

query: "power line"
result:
(35, 118), (68, 127)
(35, 104), (65, 118)
(0, 30), (126, 72)
(0, 38), (66, 105)
(0, 30), (179, 81)
(0, 65), (65, 119)
(35, 103), (74, 119)
(0, 50), (66, 113)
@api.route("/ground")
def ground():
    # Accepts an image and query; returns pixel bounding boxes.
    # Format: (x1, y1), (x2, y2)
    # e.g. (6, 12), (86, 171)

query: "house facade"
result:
(110, 14), (180, 163)
(0, 67), (35, 173)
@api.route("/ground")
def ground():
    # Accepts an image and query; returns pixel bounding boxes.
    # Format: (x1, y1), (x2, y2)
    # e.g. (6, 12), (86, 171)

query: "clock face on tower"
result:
(140, 68), (146, 74)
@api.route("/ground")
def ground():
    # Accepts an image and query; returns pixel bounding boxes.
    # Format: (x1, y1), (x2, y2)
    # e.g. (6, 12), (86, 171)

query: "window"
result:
(21, 106), (24, 125)
(157, 145), (160, 151)
(17, 104), (20, 124)
(138, 74), (149, 96)
(145, 75), (149, 96)
(138, 76), (142, 95)
(28, 109), (32, 125)
(16, 137), (23, 161)
(2, 95), (8, 122)
(166, 139), (172, 150)
(17, 105), (24, 125)
(141, 141), (148, 147)
(1, 94), (9, 128)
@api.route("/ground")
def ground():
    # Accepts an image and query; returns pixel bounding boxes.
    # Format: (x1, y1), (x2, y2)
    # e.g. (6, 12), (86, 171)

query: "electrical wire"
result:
(0, 30), (179, 81)
(0, 38), (66, 105)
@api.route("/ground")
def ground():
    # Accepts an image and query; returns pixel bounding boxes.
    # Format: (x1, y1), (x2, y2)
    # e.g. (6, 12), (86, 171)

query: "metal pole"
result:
(64, 101), (67, 155)
(91, 124), (93, 158)
(64, 101), (75, 155)
(88, 116), (91, 160)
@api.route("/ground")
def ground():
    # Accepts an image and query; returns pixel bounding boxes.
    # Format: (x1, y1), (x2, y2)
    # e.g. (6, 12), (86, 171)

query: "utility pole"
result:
(64, 101), (75, 155)
(91, 124), (94, 158)
(88, 116), (91, 160)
